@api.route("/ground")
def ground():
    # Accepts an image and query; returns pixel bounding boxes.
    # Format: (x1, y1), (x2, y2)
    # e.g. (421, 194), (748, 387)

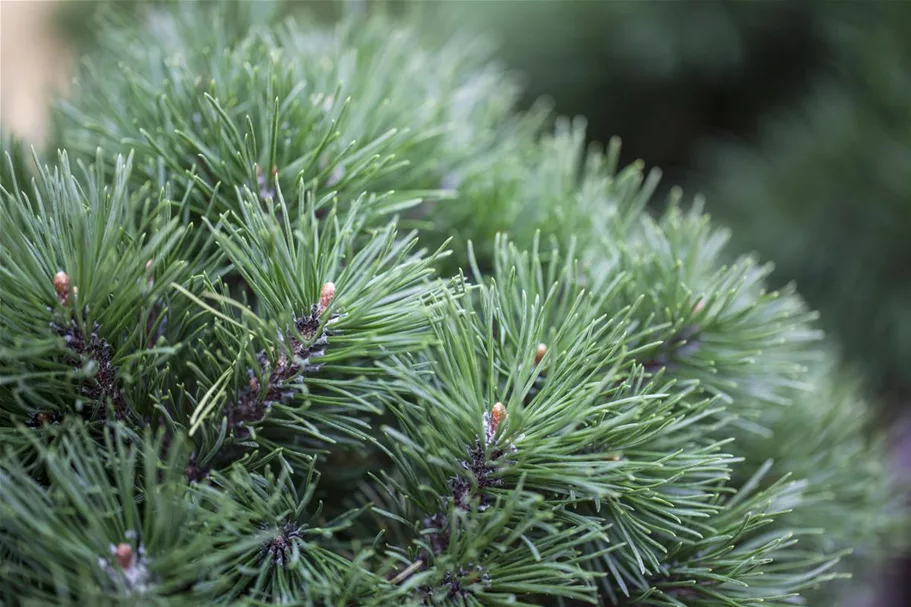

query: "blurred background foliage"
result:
(8, 0), (911, 409)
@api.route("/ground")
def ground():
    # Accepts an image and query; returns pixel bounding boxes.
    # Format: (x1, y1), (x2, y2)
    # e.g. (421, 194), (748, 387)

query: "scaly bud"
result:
(53, 271), (71, 305)
(114, 543), (133, 569)
(490, 402), (507, 435)
(319, 281), (336, 313)
(534, 343), (547, 365)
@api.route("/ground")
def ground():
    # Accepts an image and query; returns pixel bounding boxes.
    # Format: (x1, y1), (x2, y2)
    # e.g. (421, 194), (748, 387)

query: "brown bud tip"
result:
(272, 165), (278, 177)
(319, 281), (336, 312)
(535, 343), (547, 365)
(53, 271), (70, 305)
(36, 413), (49, 426)
(491, 402), (507, 434)
(114, 543), (133, 569)
(145, 259), (153, 271)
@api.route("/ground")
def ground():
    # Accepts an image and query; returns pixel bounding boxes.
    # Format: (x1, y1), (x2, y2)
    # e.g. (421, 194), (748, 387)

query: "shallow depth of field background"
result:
(2, 1), (910, 604)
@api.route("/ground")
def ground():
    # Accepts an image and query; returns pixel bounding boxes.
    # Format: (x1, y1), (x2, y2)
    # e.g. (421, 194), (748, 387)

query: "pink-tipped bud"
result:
(693, 298), (705, 314)
(114, 543), (133, 569)
(490, 402), (507, 434)
(319, 281), (336, 312)
(53, 271), (71, 305)
(534, 343), (547, 365)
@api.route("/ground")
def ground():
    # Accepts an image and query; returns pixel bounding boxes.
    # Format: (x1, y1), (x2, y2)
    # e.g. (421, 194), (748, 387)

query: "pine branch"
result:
(372, 239), (747, 602)
(583, 200), (822, 431)
(53, 1), (519, 239)
(0, 421), (219, 603)
(0, 420), (378, 605)
(0, 151), (197, 430)
(165, 183), (449, 477)
(194, 462), (379, 604)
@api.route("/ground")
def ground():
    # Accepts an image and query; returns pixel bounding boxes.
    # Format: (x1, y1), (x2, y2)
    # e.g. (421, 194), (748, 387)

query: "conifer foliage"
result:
(0, 3), (904, 606)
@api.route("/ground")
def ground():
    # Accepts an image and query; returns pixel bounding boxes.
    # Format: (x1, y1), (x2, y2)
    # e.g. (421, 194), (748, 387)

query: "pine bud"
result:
(490, 402), (507, 435)
(145, 259), (154, 287)
(114, 543), (133, 569)
(319, 281), (336, 313)
(534, 343), (547, 365)
(53, 271), (71, 305)
(693, 299), (705, 314)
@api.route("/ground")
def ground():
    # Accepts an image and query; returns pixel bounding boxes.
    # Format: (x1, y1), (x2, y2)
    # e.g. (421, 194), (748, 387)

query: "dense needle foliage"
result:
(0, 2), (905, 606)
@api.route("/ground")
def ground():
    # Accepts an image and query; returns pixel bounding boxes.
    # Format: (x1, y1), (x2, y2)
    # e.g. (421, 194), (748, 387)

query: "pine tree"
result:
(0, 2), (905, 606)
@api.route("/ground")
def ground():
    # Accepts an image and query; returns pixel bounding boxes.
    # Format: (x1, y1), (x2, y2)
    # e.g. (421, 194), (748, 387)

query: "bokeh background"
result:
(2, 0), (910, 604)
